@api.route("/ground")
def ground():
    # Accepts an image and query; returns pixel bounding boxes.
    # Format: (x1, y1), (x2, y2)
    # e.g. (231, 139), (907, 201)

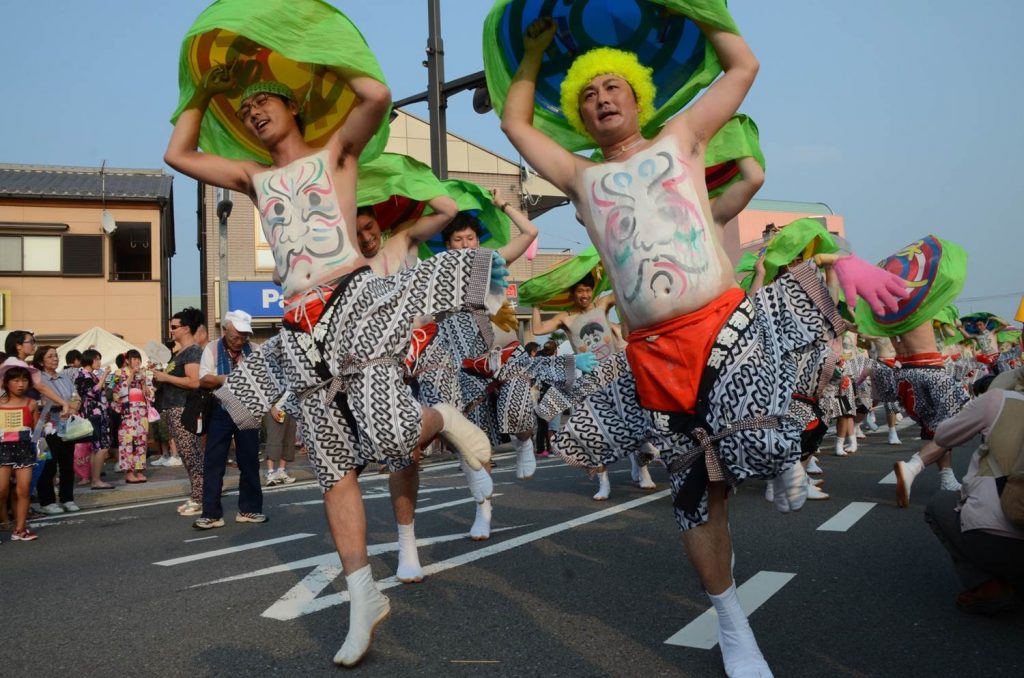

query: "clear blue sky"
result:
(2, 1), (1021, 320)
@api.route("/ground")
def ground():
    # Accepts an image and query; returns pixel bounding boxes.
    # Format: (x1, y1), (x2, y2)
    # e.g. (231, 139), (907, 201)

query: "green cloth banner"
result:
(704, 114), (764, 198)
(418, 179), (513, 259)
(483, 0), (739, 152)
(854, 235), (968, 338)
(356, 153), (446, 211)
(518, 245), (612, 311)
(172, 0), (390, 165)
(734, 217), (838, 291)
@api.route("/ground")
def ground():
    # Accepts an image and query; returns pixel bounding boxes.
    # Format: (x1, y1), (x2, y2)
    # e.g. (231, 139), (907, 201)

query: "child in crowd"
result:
(0, 359), (41, 541)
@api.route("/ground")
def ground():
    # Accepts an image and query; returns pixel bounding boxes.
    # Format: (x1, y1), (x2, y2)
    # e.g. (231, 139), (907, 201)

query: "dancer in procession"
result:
(498, 16), (906, 677)
(166, 57), (508, 665)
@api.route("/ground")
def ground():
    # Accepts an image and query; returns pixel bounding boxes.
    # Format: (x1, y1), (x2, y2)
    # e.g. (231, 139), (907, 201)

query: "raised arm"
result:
(165, 66), (256, 192)
(394, 195), (458, 246)
(494, 189), (538, 264)
(669, 24), (759, 148)
(711, 156), (764, 226)
(500, 18), (584, 197)
(328, 73), (391, 164)
(595, 291), (617, 313)
(531, 307), (566, 336)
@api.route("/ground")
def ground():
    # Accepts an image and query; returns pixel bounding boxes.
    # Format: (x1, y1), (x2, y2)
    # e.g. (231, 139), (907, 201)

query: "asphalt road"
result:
(3, 428), (1022, 677)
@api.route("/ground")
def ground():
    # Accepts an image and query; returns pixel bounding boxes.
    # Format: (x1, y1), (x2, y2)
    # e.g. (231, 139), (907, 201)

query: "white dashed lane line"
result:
(816, 502), (877, 532)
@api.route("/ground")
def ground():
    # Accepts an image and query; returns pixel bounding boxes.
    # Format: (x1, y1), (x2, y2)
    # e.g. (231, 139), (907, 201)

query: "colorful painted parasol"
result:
(172, 0), (390, 165)
(855, 235), (968, 338)
(483, 0), (738, 151)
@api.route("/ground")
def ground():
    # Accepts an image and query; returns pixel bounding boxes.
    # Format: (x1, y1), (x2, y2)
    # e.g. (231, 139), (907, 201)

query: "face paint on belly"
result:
(584, 139), (719, 318)
(255, 150), (357, 295)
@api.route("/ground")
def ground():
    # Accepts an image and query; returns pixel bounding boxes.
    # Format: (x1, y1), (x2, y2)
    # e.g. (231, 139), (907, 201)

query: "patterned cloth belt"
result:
(667, 414), (784, 482)
(409, 363), (457, 379)
(297, 355), (403, 403)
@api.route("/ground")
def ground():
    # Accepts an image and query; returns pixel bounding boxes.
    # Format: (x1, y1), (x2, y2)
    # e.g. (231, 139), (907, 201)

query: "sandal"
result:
(91, 483), (115, 490)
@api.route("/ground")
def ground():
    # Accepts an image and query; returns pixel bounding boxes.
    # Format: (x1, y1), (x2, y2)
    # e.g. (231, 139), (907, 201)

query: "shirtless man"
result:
(500, 18), (904, 677)
(165, 70), (506, 667)
(972, 318), (1011, 374)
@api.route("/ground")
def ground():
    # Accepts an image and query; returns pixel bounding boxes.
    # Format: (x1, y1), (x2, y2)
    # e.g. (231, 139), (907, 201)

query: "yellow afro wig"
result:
(559, 47), (657, 140)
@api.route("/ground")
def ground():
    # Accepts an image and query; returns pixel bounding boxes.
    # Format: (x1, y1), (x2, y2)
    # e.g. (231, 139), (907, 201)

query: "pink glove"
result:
(525, 238), (539, 261)
(832, 254), (909, 316)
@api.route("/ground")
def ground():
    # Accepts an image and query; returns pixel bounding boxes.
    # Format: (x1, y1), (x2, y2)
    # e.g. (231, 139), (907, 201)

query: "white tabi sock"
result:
(396, 522), (424, 584)
(333, 564), (390, 667)
(707, 584), (773, 678)
(865, 411), (878, 430)
(887, 427), (902, 445)
(938, 467), (961, 492)
(636, 462), (656, 489)
(894, 453), (925, 508)
(434, 404), (491, 471)
(833, 436), (847, 456)
(515, 437), (536, 480)
(844, 435), (858, 453)
(463, 463), (493, 503)
(470, 499), (492, 541)
(805, 456), (823, 475)
(592, 470), (611, 501)
(770, 462), (808, 514)
(855, 424), (866, 439)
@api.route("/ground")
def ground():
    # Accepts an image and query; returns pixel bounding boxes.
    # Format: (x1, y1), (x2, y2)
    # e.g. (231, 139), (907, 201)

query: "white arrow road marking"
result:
(265, 490), (670, 620)
(664, 571), (796, 649)
(154, 533), (316, 566)
(878, 471), (896, 484)
(817, 502), (877, 532)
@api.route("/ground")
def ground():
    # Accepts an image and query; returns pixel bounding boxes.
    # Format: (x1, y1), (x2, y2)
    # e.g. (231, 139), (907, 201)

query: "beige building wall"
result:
(0, 201), (165, 345)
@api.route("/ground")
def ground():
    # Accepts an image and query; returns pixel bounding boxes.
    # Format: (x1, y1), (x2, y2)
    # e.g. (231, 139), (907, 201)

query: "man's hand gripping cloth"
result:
(552, 262), (848, 530)
(870, 352), (969, 440)
(215, 249), (496, 491)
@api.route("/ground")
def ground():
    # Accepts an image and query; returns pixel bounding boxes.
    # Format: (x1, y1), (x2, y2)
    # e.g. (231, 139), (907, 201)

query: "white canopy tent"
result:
(55, 327), (149, 369)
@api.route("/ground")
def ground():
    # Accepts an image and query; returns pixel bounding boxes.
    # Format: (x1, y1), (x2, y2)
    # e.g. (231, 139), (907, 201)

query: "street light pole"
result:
(426, 0), (447, 179)
(216, 188), (233, 322)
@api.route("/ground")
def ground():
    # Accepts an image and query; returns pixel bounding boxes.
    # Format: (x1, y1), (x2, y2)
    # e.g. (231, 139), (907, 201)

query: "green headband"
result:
(240, 80), (295, 104)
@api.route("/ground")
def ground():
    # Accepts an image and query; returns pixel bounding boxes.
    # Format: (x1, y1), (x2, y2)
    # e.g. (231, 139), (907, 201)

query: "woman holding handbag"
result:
(112, 350), (155, 484)
(31, 345), (79, 513)
(151, 308), (204, 515)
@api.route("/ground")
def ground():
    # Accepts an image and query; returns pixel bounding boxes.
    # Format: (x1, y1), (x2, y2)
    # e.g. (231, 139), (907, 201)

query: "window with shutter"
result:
(61, 235), (104, 276)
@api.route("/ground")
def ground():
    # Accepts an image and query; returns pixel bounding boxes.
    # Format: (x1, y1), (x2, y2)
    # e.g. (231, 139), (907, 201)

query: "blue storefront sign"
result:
(228, 281), (284, 318)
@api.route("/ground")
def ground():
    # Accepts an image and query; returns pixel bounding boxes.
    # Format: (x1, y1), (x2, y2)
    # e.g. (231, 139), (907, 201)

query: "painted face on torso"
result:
(568, 307), (616, 361)
(254, 149), (358, 297)
(580, 137), (725, 329)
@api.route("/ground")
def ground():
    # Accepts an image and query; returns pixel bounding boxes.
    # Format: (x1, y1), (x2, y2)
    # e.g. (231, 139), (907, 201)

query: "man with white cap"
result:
(194, 310), (265, 529)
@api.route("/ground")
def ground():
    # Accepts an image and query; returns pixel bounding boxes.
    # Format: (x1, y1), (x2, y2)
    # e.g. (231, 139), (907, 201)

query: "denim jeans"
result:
(201, 403), (262, 519)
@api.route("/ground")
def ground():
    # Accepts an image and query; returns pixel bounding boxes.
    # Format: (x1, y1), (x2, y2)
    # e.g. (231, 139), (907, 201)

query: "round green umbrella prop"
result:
(854, 235), (968, 338)
(518, 245), (612, 311)
(172, 0), (390, 165)
(960, 312), (1011, 335)
(419, 179), (513, 259)
(483, 0), (739, 152)
(734, 217), (838, 291)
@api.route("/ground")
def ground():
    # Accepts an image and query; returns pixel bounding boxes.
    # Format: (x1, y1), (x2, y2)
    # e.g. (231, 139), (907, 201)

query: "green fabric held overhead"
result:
(734, 218), (837, 291)
(933, 304), (960, 329)
(998, 329), (1021, 345)
(417, 179), (513, 259)
(518, 245), (612, 311)
(854, 235), (968, 338)
(356, 153), (446, 208)
(483, 0), (739, 152)
(705, 114), (764, 198)
(172, 0), (390, 165)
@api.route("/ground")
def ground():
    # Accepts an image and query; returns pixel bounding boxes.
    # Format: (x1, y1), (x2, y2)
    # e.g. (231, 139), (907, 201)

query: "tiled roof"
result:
(0, 163), (173, 203)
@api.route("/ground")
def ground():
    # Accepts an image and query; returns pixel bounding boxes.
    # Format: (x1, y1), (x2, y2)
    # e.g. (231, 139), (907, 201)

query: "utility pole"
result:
(425, 0), (447, 178)
(216, 187), (233, 323)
